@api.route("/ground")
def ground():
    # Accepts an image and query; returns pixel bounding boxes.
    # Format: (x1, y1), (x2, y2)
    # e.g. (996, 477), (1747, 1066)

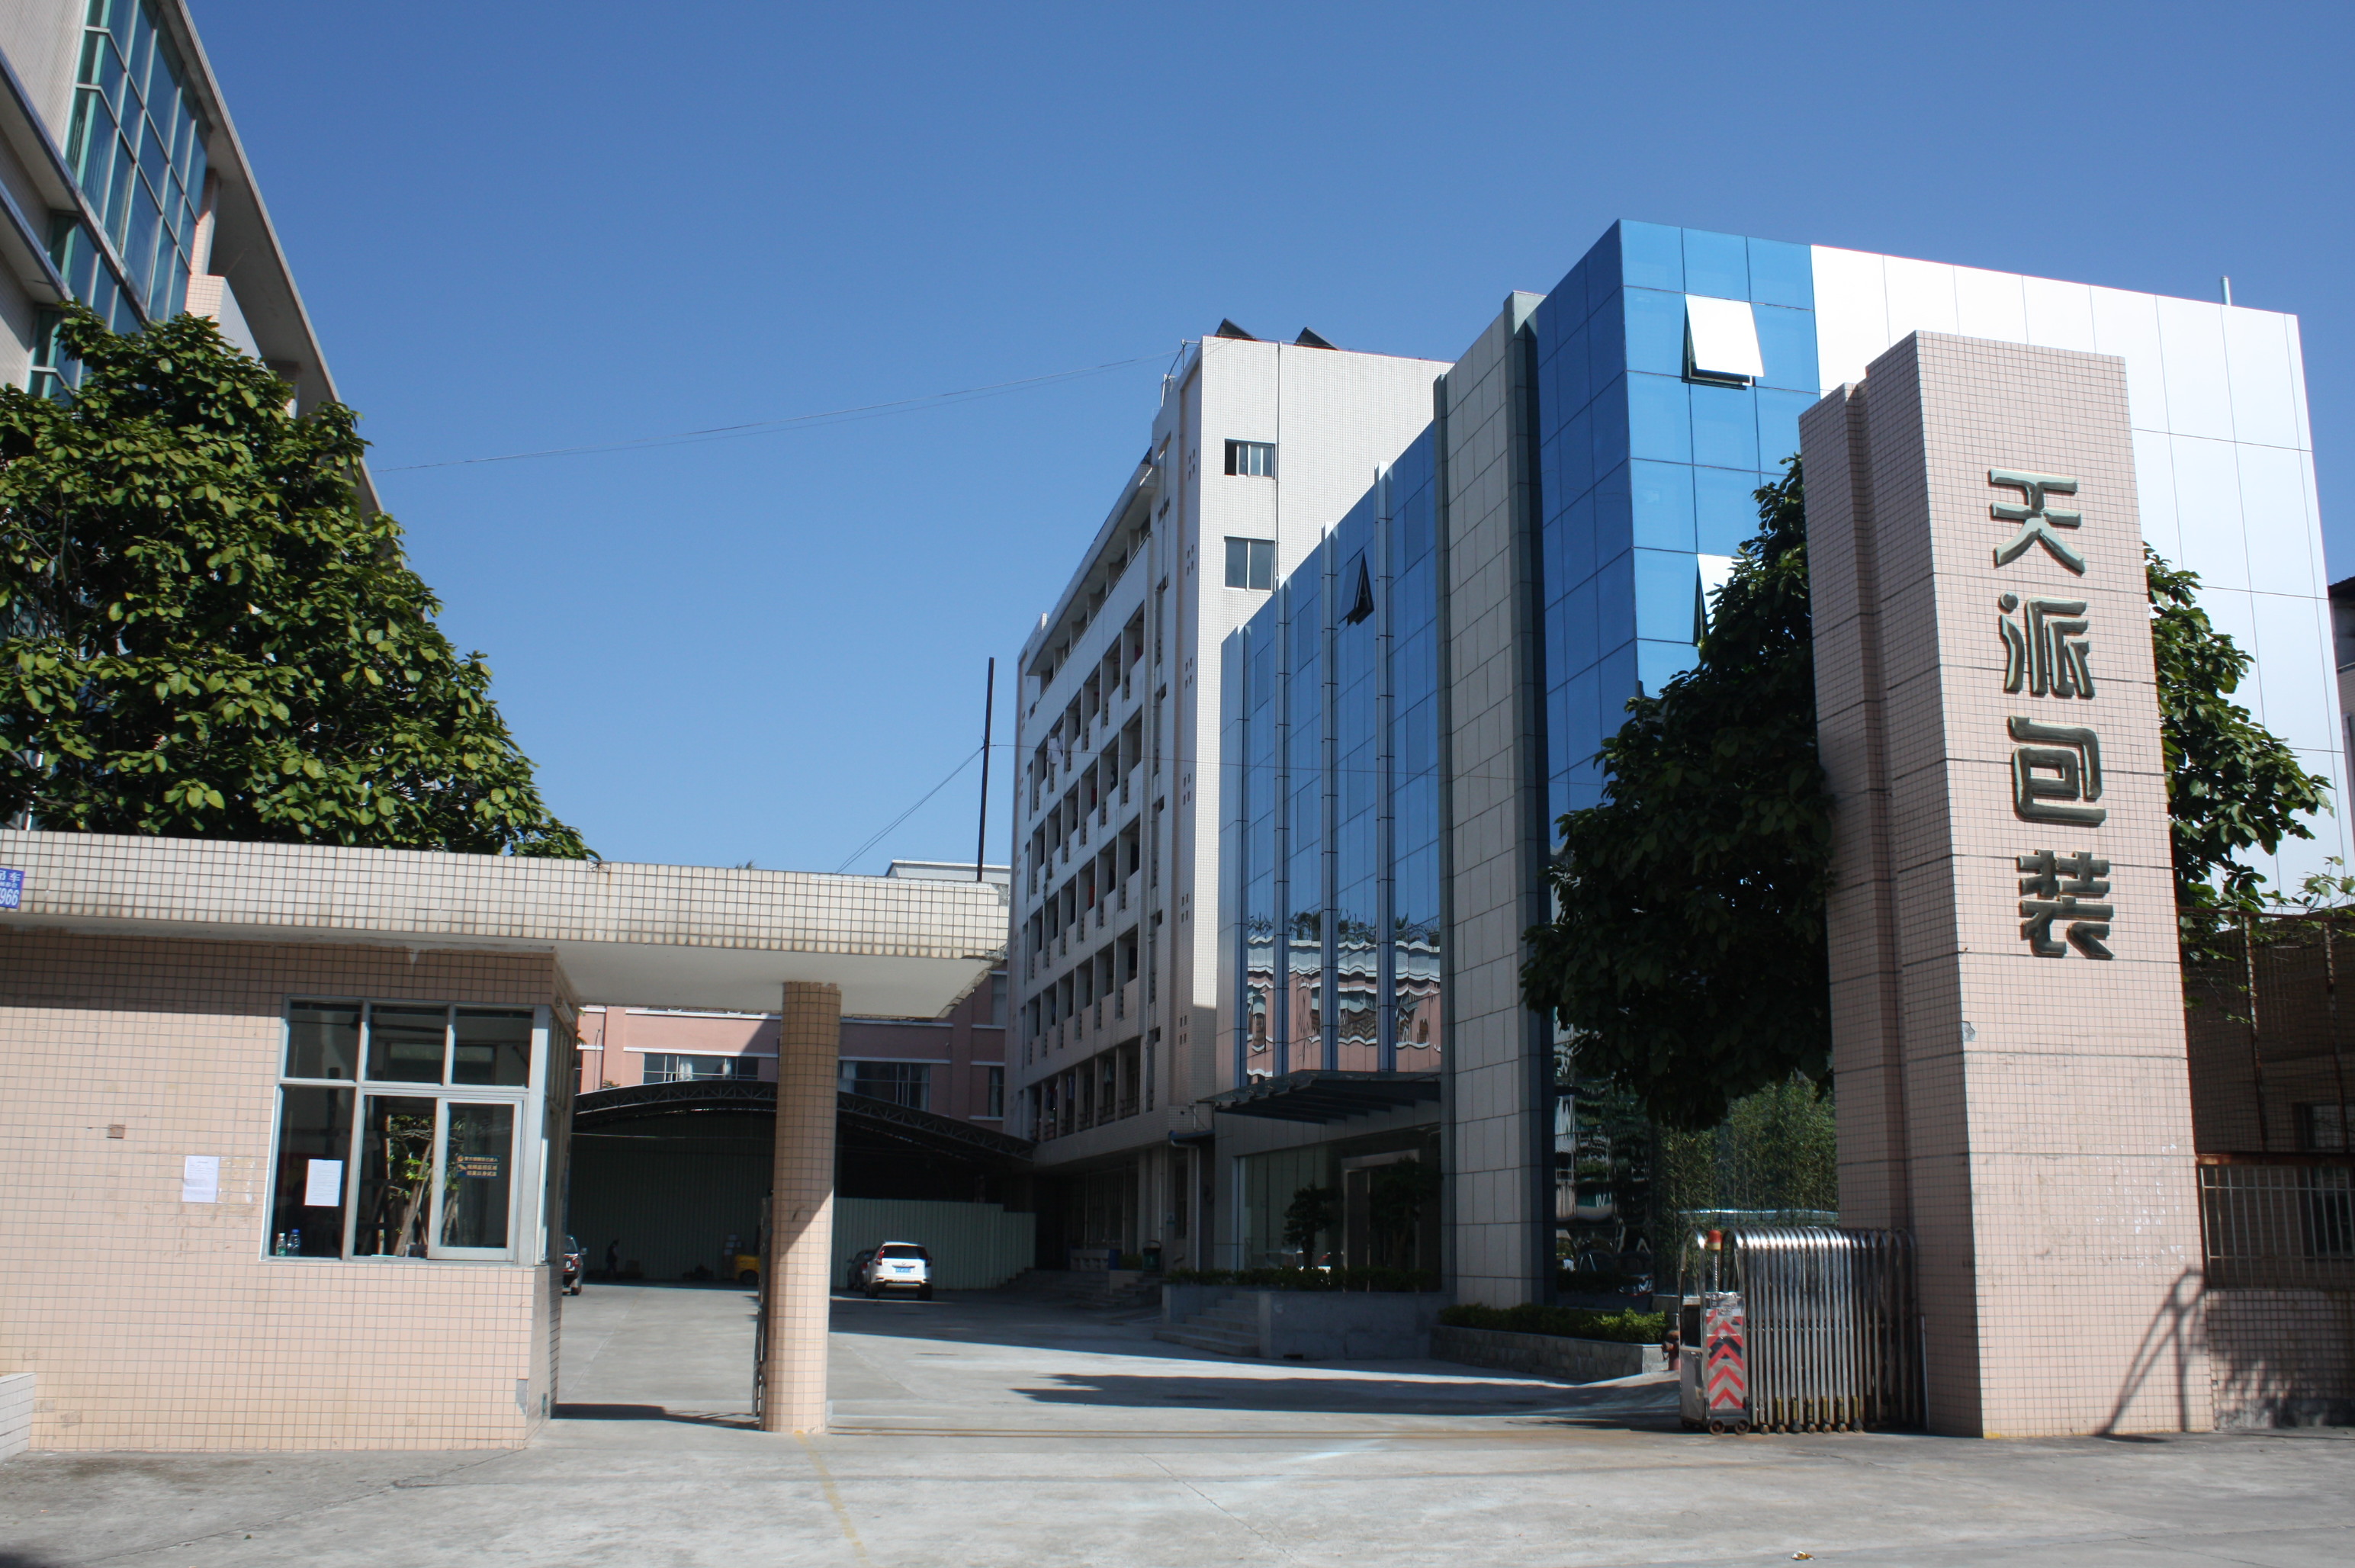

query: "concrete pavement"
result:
(0, 1283), (2348, 1567)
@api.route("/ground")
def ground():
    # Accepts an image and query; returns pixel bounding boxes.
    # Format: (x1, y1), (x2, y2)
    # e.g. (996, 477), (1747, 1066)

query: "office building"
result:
(1008, 327), (1447, 1268)
(0, 1), (338, 408)
(1213, 222), (2344, 1306)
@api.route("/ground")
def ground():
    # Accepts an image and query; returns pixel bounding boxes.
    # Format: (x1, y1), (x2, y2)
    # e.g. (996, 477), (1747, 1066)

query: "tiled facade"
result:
(0, 930), (565, 1451)
(1803, 334), (2209, 1437)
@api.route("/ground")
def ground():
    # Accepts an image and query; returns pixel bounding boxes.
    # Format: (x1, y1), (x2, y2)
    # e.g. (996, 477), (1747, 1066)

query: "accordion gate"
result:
(1728, 1227), (1922, 1432)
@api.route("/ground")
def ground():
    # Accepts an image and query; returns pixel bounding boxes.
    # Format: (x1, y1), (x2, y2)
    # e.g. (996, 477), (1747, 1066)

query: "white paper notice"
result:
(304, 1158), (344, 1208)
(182, 1154), (220, 1204)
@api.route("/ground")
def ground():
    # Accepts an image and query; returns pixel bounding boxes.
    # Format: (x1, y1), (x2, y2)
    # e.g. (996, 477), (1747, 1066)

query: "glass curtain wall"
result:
(1230, 428), (1445, 1084)
(37, 0), (212, 396)
(1529, 222), (1819, 829)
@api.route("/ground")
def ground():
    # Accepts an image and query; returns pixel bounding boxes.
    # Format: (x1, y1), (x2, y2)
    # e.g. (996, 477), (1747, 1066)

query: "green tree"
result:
(1521, 462), (1832, 1129)
(1282, 1184), (1338, 1260)
(2148, 547), (2329, 942)
(0, 308), (586, 856)
(1521, 459), (2328, 1129)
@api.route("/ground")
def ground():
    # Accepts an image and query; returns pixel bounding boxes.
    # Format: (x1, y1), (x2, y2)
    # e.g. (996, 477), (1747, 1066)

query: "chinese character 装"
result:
(2016, 849), (2114, 959)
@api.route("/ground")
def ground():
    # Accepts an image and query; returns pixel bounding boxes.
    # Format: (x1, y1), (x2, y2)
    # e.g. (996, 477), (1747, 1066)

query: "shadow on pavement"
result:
(553, 1403), (758, 1430)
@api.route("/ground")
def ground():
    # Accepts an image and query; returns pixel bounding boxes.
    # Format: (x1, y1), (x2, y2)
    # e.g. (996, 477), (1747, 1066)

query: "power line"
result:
(833, 745), (985, 875)
(378, 352), (1168, 473)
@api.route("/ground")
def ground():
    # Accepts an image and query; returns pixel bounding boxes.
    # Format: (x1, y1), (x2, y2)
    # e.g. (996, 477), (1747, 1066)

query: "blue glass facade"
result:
(1531, 222), (1818, 824)
(1232, 428), (1444, 1084)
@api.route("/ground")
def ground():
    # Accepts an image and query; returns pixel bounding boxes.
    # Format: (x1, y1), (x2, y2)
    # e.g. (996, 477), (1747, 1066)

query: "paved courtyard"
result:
(2, 1283), (2349, 1567)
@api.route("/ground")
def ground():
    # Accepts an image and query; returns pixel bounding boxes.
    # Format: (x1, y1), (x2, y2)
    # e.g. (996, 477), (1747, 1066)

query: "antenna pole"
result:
(975, 657), (995, 882)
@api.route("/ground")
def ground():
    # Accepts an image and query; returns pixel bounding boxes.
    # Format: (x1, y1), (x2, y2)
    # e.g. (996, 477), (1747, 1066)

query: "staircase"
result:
(1153, 1293), (1260, 1357)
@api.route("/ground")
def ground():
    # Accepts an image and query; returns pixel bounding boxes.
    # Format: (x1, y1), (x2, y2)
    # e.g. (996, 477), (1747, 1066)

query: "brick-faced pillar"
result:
(761, 981), (839, 1433)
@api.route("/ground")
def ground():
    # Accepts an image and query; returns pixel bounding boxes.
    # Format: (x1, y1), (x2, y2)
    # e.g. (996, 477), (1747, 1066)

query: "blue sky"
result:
(190, 0), (2355, 872)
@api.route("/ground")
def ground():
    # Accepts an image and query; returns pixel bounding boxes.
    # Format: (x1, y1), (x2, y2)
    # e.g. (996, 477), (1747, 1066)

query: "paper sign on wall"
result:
(0, 868), (21, 911)
(304, 1158), (344, 1207)
(182, 1154), (220, 1203)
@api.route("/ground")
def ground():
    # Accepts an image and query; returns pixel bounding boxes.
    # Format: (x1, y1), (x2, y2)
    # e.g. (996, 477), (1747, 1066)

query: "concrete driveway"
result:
(0, 1283), (2349, 1568)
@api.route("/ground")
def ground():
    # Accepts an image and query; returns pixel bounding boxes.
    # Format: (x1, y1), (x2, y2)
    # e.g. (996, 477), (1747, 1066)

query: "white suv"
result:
(859, 1242), (933, 1300)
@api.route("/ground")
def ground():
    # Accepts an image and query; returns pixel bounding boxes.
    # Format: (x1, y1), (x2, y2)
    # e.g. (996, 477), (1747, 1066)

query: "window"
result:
(840, 1060), (931, 1111)
(641, 1052), (758, 1084)
(984, 1066), (1005, 1120)
(63, 2), (210, 328)
(2303, 1103), (2349, 1152)
(987, 971), (1008, 1027)
(1225, 439), (1276, 477)
(269, 1000), (542, 1263)
(1684, 294), (1763, 386)
(1225, 538), (1276, 591)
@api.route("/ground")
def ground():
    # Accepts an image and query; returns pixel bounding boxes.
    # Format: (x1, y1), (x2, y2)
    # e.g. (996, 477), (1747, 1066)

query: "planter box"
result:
(1161, 1287), (1449, 1359)
(1430, 1323), (1666, 1383)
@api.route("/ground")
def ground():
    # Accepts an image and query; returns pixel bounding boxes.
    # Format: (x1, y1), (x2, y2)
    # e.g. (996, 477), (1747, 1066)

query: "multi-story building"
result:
(1008, 326), (1448, 1268)
(1214, 220), (2346, 1306)
(0, 1), (340, 410)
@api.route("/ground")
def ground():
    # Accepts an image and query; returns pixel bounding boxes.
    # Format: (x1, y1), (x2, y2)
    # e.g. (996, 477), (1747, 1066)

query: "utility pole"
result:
(975, 657), (994, 882)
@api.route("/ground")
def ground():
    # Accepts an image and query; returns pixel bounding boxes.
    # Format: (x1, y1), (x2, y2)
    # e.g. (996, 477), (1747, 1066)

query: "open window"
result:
(1685, 294), (1763, 386)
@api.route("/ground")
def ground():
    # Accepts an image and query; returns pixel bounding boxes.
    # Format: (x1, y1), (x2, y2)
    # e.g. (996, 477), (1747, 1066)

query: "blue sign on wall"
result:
(0, 868), (20, 910)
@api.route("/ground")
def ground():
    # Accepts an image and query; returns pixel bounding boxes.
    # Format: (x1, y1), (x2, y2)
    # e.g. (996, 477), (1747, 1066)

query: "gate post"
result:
(761, 980), (840, 1433)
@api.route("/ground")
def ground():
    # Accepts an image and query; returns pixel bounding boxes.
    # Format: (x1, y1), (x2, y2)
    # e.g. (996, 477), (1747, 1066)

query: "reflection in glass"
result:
(355, 1095), (437, 1257)
(367, 1004), (447, 1082)
(452, 1008), (532, 1087)
(284, 1001), (359, 1080)
(268, 1085), (351, 1256)
(439, 1103), (513, 1251)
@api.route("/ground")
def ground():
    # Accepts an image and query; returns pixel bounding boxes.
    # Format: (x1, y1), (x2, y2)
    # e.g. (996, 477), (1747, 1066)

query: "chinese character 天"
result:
(1990, 469), (2085, 575)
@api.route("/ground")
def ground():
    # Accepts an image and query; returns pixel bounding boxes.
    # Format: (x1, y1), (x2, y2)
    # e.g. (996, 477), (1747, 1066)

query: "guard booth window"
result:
(269, 1000), (545, 1264)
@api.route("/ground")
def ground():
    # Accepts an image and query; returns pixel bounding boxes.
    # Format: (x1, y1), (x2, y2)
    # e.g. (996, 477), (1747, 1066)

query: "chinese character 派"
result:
(1998, 593), (2096, 698)
(1990, 469), (2085, 575)
(2009, 716), (2106, 825)
(2017, 849), (2114, 959)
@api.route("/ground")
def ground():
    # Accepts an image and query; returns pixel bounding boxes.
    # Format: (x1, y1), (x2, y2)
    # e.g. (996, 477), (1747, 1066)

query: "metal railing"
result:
(2199, 1158), (2355, 1289)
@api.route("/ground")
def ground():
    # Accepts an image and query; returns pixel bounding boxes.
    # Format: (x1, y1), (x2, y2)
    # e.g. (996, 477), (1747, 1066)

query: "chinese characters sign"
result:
(1991, 469), (2111, 959)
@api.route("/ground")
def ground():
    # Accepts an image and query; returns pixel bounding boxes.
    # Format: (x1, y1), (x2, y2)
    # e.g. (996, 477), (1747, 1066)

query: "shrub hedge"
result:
(1162, 1266), (1441, 1293)
(1436, 1303), (1667, 1343)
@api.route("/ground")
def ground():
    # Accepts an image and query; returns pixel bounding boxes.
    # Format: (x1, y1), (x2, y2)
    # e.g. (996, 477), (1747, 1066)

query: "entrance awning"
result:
(574, 1080), (1036, 1165)
(1203, 1069), (1441, 1123)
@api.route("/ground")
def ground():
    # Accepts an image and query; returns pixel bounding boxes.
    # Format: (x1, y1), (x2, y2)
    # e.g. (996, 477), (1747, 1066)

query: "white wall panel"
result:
(2287, 318), (2312, 447)
(2022, 275), (2099, 352)
(2167, 435), (2249, 592)
(2132, 426), (2183, 564)
(2238, 443), (2318, 598)
(2222, 308), (2299, 451)
(2196, 586), (2263, 714)
(2154, 295), (2236, 442)
(2249, 594), (2337, 757)
(1882, 255), (1960, 342)
(1952, 265), (2029, 345)
(1808, 246), (1890, 391)
(2089, 288), (2171, 432)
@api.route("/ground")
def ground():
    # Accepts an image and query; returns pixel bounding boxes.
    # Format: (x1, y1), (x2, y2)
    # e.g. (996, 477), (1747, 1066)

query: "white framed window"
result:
(1226, 537), (1276, 591)
(1225, 439), (1275, 477)
(840, 1059), (931, 1110)
(643, 1052), (758, 1084)
(268, 999), (547, 1264)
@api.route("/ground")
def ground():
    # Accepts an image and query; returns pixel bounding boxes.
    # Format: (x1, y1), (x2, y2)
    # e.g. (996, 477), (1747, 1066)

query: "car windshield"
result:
(879, 1244), (928, 1260)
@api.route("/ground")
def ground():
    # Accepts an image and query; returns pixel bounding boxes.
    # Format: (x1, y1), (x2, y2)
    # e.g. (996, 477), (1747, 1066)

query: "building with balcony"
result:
(0, 1), (342, 416)
(1007, 326), (1447, 1268)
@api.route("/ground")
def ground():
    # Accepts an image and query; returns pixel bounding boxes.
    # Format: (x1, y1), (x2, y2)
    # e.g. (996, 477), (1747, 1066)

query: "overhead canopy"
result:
(0, 829), (1006, 1018)
(574, 1079), (1035, 1165)
(1205, 1069), (1443, 1124)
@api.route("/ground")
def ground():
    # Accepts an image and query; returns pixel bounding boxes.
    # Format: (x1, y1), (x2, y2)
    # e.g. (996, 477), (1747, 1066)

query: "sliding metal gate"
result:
(1680, 1226), (1921, 1432)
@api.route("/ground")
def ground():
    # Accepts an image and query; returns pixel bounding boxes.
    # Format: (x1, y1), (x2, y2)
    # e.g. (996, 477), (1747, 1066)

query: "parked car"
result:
(859, 1242), (932, 1300)
(562, 1235), (583, 1296)
(845, 1248), (876, 1292)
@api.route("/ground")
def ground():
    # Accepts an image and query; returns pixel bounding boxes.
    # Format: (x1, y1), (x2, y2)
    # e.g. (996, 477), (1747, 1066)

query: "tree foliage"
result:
(2148, 547), (2329, 937)
(0, 308), (586, 856)
(1522, 457), (2332, 1131)
(1521, 463), (1833, 1129)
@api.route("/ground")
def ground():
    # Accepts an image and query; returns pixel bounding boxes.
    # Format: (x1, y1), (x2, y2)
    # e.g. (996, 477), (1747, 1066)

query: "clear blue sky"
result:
(190, 1), (2355, 872)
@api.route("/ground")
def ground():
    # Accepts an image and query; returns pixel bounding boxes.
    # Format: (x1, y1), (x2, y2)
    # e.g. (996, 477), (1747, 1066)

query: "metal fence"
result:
(2199, 1158), (2355, 1290)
